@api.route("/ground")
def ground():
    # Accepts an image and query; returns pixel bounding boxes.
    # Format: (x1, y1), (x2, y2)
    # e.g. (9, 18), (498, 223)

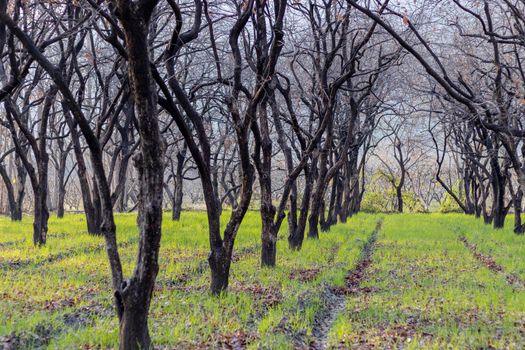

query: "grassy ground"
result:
(329, 214), (525, 349)
(1, 212), (525, 349)
(0, 212), (377, 349)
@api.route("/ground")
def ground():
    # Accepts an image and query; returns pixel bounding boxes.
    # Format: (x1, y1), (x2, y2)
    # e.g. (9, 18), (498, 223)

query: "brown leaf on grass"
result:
(289, 268), (320, 282)
(172, 331), (258, 350)
(234, 283), (282, 308)
(339, 322), (433, 349)
(216, 331), (257, 350)
(332, 285), (378, 296)
(44, 297), (76, 311)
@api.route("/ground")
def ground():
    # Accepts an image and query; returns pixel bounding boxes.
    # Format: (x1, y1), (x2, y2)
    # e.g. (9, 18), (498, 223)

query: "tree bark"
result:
(289, 159), (316, 250)
(396, 186), (403, 213)
(114, 2), (165, 348)
(172, 144), (186, 221)
(0, 162), (22, 220)
(56, 152), (68, 218)
(64, 109), (100, 234)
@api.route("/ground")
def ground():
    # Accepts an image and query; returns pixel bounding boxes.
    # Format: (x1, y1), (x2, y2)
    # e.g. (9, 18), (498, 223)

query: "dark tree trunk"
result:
(260, 208), (277, 267)
(490, 167), (506, 229)
(473, 179), (481, 218)
(308, 168), (326, 239)
(171, 185), (182, 221)
(82, 173), (99, 234)
(308, 194), (322, 239)
(92, 176), (102, 230)
(396, 186), (403, 213)
(32, 91), (53, 245)
(289, 160), (316, 250)
(332, 174), (343, 224)
(322, 172), (338, 232)
(463, 168), (474, 215)
(514, 190), (524, 234)
(0, 163), (22, 220)
(257, 104), (277, 267)
(172, 145), (186, 221)
(352, 167), (364, 216)
(118, 291), (151, 350)
(508, 181), (524, 234)
(114, 101), (133, 213)
(33, 185), (49, 246)
(252, 0), (286, 268)
(114, 2), (165, 348)
(13, 153), (26, 220)
(493, 208), (506, 228)
(319, 200), (328, 231)
(287, 183), (298, 240)
(0, 139), (28, 221)
(56, 152), (67, 218)
(308, 114), (334, 239)
(3, 85), (56, 246)
(339, 178), (351, 223)
(64, 110), (100, 234)
(161, 0), (279, 295)
(208, 243), (231, 293)
(56, 184), (65, 218)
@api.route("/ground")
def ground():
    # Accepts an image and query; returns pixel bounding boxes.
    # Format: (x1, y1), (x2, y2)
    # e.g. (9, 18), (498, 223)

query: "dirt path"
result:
(459, 235), (525, 289)
(309, 219), (383, 350)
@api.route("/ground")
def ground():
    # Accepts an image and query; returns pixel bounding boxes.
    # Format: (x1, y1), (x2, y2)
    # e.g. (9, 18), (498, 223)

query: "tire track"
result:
(459, 235), (525, 289)
(309, 218), (383, 350)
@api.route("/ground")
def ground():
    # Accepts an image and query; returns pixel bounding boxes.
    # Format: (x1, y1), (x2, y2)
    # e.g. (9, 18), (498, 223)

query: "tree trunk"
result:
(332, 174), (343, 224)
(287, 182), (298, 242)
(0, 163), (21, 220)
(322, 173), (339, 231)
(172, 146), (186, 221)
(33, 131), (50, 246)
(56, 185), (66, 218)
(114, 1), (170, 347)
(260, 216), (277, 267)
(56, 153), (67, 218)
(64, 110), (99, 233)
(493, 208), (506, 228)
(464, 169), (475, 215)
(33, 187), (48, 245)
(14, 154), (26, 220)
(257, 102), (277, 267)
(483, 207), (493, 224)
(208, 244), (231, 294)
(308, 119), (333, 239)
(171, 184), (182, 221)
(289, 161), (316, 250)
(308, 186), (323, 239)
(514, 190), (524, 234)
(119, 292), (151, 350)
(491, 168), (506, 229)
(92, 176), (102, 230)
(396, 186), (403, 213)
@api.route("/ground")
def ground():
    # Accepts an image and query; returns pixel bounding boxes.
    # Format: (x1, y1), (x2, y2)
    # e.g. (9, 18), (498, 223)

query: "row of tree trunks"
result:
(0, 155), (25, 221)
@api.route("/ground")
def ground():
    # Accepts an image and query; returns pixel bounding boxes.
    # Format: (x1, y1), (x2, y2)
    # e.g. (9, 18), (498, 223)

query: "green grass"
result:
(442, 214), (525, 281)
(329, 214), (525, 349)
(0, 211), (378, 349)
(2, 212), (525, 348)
